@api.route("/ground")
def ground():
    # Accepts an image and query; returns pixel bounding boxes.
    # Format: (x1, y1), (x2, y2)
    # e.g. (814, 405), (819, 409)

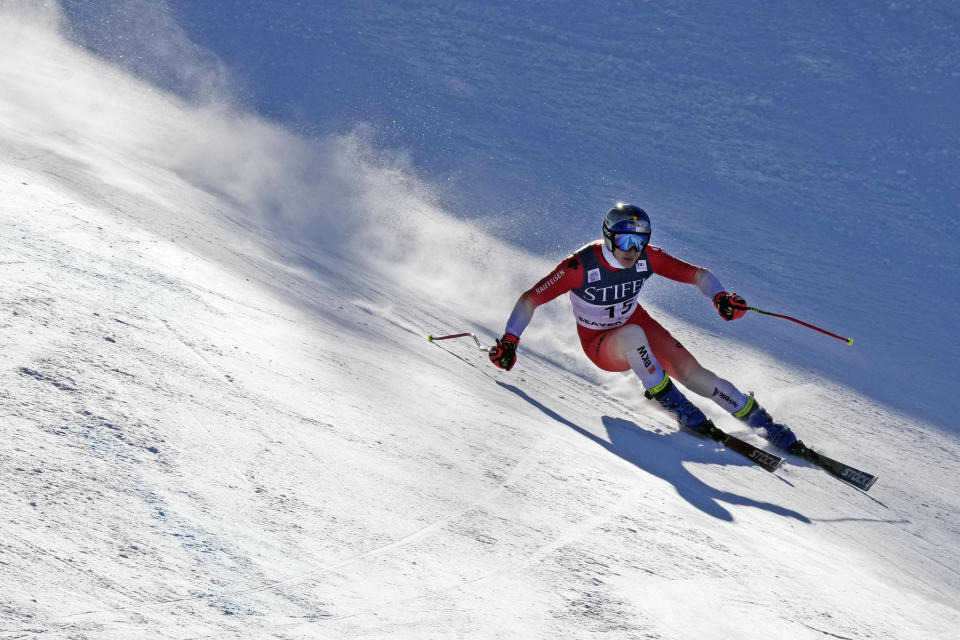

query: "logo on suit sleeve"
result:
(535, 269), (566, 294)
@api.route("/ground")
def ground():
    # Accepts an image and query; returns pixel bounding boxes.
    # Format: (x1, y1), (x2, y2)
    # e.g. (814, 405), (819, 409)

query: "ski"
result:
(684, 421), (784, 472)
(793, 444), (877, 491)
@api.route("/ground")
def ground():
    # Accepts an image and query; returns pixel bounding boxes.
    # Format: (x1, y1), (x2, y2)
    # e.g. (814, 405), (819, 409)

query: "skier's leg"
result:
(637, 312), (800, 450)
(631, 309), (749, 409)
(596, 323), (665, 388)
(729, 394), (800, 450)
(583, 323), (709, 430)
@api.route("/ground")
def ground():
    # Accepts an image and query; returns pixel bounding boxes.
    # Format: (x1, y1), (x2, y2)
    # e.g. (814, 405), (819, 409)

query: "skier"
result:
(488, 203), (802, 453)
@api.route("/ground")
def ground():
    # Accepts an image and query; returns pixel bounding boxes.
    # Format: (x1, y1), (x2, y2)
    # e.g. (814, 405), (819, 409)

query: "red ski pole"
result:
(427, 332), (487, 351)
(427, 332), (473, 341)
(748, 307), (853, 345)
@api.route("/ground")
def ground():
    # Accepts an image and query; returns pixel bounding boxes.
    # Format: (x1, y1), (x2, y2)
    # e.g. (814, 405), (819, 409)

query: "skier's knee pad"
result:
(618, 326), (666, 387)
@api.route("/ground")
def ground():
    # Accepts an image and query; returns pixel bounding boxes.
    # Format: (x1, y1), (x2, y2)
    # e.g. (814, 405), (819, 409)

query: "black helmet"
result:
(602, 203), (651, 251)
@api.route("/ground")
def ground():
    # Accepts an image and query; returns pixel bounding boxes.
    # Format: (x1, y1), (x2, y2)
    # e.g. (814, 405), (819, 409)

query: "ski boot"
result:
(645, 376), (716, 437)
(734, 393), (803, 453)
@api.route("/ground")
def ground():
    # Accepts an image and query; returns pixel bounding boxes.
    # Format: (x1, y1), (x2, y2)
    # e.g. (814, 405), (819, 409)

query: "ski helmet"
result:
(602, 203), (651, 252)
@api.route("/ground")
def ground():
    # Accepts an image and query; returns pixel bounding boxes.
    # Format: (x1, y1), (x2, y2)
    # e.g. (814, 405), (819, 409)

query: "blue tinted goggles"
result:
(614, 233), (650, 252)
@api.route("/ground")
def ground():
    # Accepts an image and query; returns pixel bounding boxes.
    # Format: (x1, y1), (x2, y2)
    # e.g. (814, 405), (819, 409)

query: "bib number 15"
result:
(604, 300), (633, 319)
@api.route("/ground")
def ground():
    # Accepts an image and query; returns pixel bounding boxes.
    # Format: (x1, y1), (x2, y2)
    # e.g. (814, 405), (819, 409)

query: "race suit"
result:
(503, 240), (751, 414)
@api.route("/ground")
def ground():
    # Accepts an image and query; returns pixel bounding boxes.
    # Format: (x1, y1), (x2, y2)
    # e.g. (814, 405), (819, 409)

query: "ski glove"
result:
(489, 333), (520, 371)
(713, 291), (748, 321)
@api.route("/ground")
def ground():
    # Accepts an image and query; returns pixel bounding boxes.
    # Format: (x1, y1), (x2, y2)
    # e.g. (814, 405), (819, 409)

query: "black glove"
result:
(488, 333), (520, 371)
(713, 291), (748, 321)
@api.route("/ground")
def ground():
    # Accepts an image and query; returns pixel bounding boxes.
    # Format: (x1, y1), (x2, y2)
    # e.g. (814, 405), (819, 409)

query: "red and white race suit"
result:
(504, 240), (750, 413)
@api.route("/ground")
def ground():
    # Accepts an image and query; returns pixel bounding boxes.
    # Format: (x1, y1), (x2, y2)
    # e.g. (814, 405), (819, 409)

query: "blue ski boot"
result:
(645, 376), (712, 433)
(735, 393), (801, 452)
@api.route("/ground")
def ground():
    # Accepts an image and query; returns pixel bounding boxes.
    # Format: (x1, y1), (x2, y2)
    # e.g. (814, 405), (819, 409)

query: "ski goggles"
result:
(613, 232), (650, 252)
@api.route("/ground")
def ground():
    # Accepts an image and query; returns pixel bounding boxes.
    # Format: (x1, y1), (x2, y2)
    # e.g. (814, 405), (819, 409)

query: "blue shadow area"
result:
(57, 1), (960, 432)
(498, 382), (809, 523)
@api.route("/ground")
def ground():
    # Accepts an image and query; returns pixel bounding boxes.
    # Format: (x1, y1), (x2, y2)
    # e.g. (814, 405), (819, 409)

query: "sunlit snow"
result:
(1, 3), (958, 639)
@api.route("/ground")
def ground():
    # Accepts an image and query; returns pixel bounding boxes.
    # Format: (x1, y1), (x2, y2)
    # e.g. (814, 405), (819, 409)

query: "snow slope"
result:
(2, 4), (960, 640)
(58, 0), (960, 433)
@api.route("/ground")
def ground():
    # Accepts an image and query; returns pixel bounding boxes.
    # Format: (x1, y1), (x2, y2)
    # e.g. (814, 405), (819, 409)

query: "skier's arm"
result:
(504, 295), (537, 337)
(490, 256), (583, 370)
(694, 268), (725, 299)
(647, 245), (747, 320)
(503, 255), (583, 338)
(648, 245), (724, 297)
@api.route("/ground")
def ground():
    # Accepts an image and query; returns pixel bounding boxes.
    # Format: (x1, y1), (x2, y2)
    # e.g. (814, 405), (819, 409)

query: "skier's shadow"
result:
(498, 382), (809, 523)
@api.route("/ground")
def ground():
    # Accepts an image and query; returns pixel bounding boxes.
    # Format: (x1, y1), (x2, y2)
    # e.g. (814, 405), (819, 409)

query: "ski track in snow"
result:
(3, 173), (958, 638)
(1, 7), (960, 640)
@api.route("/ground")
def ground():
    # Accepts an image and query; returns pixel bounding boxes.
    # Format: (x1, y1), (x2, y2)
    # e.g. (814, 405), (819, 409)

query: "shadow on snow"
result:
(498, 381), (809, 523)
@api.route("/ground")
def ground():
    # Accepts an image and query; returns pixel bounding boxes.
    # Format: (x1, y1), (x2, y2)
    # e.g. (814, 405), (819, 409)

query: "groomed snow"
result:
(1, 4), (958, 639)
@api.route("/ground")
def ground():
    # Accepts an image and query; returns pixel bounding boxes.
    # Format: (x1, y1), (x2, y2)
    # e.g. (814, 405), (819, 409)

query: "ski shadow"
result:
(498, 382), (809, 523)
